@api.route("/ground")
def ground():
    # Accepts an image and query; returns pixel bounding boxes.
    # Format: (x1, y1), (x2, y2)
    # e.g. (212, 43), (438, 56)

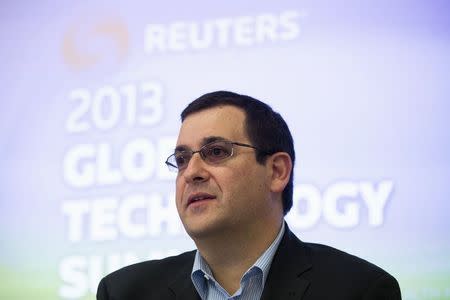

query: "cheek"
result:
(175, 178), (184, 205)
(235, 167), (268, 199)
(222, 168), (265, 199)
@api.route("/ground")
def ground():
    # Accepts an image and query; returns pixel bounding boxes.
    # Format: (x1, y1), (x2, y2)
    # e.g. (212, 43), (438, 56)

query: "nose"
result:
(181, 152), (210, 183)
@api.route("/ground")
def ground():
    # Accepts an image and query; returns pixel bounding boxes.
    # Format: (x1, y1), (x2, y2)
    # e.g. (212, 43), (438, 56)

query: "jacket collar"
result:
(260, 223), (312, 300)
(168, 251), (201, 300)
(168, 223), (312, 300)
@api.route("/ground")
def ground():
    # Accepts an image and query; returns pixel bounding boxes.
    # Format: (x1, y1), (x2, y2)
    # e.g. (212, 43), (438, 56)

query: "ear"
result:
(268, 152), (292, 193)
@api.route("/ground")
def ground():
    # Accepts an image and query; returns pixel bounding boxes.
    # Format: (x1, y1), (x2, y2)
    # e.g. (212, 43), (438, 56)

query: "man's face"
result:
(175, 105), (276, 239)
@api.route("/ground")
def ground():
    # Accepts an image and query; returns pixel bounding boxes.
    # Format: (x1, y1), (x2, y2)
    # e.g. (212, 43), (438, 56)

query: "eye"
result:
(204, 143), (231, 161)
(174, 153), (188, 168)
(211, 147), (225, 156)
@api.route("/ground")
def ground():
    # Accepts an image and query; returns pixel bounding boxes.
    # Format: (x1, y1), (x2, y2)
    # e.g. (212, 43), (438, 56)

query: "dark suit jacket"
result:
(97, 225), (401, 299)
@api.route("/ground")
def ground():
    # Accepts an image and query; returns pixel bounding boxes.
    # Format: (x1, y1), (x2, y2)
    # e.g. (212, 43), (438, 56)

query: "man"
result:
(97, 91), (401, 299)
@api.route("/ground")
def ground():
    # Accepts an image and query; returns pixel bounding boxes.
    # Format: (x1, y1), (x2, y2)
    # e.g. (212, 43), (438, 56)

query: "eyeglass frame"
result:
(165, 139), (271, 172)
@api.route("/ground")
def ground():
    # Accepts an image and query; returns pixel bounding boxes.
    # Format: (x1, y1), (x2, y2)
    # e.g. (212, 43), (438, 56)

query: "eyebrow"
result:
(174, 136), (228, 152)
(203, 136), (227, 144)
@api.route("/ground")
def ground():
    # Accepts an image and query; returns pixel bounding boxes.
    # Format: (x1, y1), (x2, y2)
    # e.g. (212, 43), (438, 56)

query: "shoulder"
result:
(104, 250), (195, 283)
(97, 250), (196, 299)
(301, 242), (401, 298)
(273, 227), (401, 299)
(304, 243), (384, 272)
(305, 242), (386, 274)
(282, 227), (393, 279)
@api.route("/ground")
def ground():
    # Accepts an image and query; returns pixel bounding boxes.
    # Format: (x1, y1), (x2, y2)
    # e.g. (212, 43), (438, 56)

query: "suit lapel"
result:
(168, 252), (201, 300)
(167, 224), (312, 300)
(261, 224), (312, 300)
(169, 277), (200, 300)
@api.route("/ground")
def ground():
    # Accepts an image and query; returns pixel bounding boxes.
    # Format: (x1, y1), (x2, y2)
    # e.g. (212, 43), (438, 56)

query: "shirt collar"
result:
(252, 221), (285, 285)
(191, 222), (285, 293)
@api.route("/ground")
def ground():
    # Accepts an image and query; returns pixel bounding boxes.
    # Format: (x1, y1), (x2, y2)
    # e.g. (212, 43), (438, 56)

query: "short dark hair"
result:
(181, 91), (295, 215)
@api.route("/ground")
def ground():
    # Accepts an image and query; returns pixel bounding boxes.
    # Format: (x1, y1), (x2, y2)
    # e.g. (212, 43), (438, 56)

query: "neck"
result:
(194, 218), (283, 295)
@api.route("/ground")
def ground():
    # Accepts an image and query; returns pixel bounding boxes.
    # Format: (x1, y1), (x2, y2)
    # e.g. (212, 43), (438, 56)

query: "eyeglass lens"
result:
(174, 141), (233, 169)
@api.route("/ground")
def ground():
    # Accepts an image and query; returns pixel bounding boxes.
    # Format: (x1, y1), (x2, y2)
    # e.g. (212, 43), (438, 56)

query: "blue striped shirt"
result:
(191, 222), (285, 300)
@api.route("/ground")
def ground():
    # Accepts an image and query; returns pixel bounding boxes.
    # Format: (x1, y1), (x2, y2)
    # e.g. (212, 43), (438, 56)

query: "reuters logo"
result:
(62, 18), (129, 71)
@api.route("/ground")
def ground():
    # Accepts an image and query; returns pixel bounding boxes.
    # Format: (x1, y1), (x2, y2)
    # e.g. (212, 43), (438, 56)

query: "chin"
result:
(183, 219), (226, 240)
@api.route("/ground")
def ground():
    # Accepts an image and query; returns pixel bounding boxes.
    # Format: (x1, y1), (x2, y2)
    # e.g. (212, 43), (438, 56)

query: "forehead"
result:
(176, 105), (247, 147)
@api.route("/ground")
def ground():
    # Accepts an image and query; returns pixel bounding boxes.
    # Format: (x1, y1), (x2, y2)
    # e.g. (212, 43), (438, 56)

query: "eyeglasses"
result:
(165, 140), (267, 172)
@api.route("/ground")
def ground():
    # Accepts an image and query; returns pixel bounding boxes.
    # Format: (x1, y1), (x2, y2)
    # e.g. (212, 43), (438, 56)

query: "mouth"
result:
(187, 193), (216, 206)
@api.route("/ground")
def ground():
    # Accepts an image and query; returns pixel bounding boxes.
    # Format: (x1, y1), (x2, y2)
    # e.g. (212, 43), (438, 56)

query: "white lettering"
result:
(360, 180), (393, 226)
(144, 24), (166, 52)
(255, 14), (278, 43)
(190, 22), (214, 49)
(139, 81), (163, 126)
(62, 201), (90, 242)
(144, 11), (303, 54)
(62, 192), (183, 242)
(279, 10), (302, 40)
(63, 137), (175, 188)
(59, 253), (142, 299)
(157, 136), (177, 180)
(63, 144), (95, 188)
(287, 181), (395, 230)
(91, 198), (118, 241)
(59, 256), (87, 299)
(65, 82), (164, 133)
(117, 194), (147, 238)
(66, 89), (90, 133)
(91, 86), (121, 130)
(120, 138), (155, 182)
(97, 143), (122, 185)
(323, 182), (359, 228)
(168, 22), (188, 51)
(148, 191), (182, 236)
(234, 16), (254, 46)
(214, 18), (233, 47)
(286, 184), (321, 228)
